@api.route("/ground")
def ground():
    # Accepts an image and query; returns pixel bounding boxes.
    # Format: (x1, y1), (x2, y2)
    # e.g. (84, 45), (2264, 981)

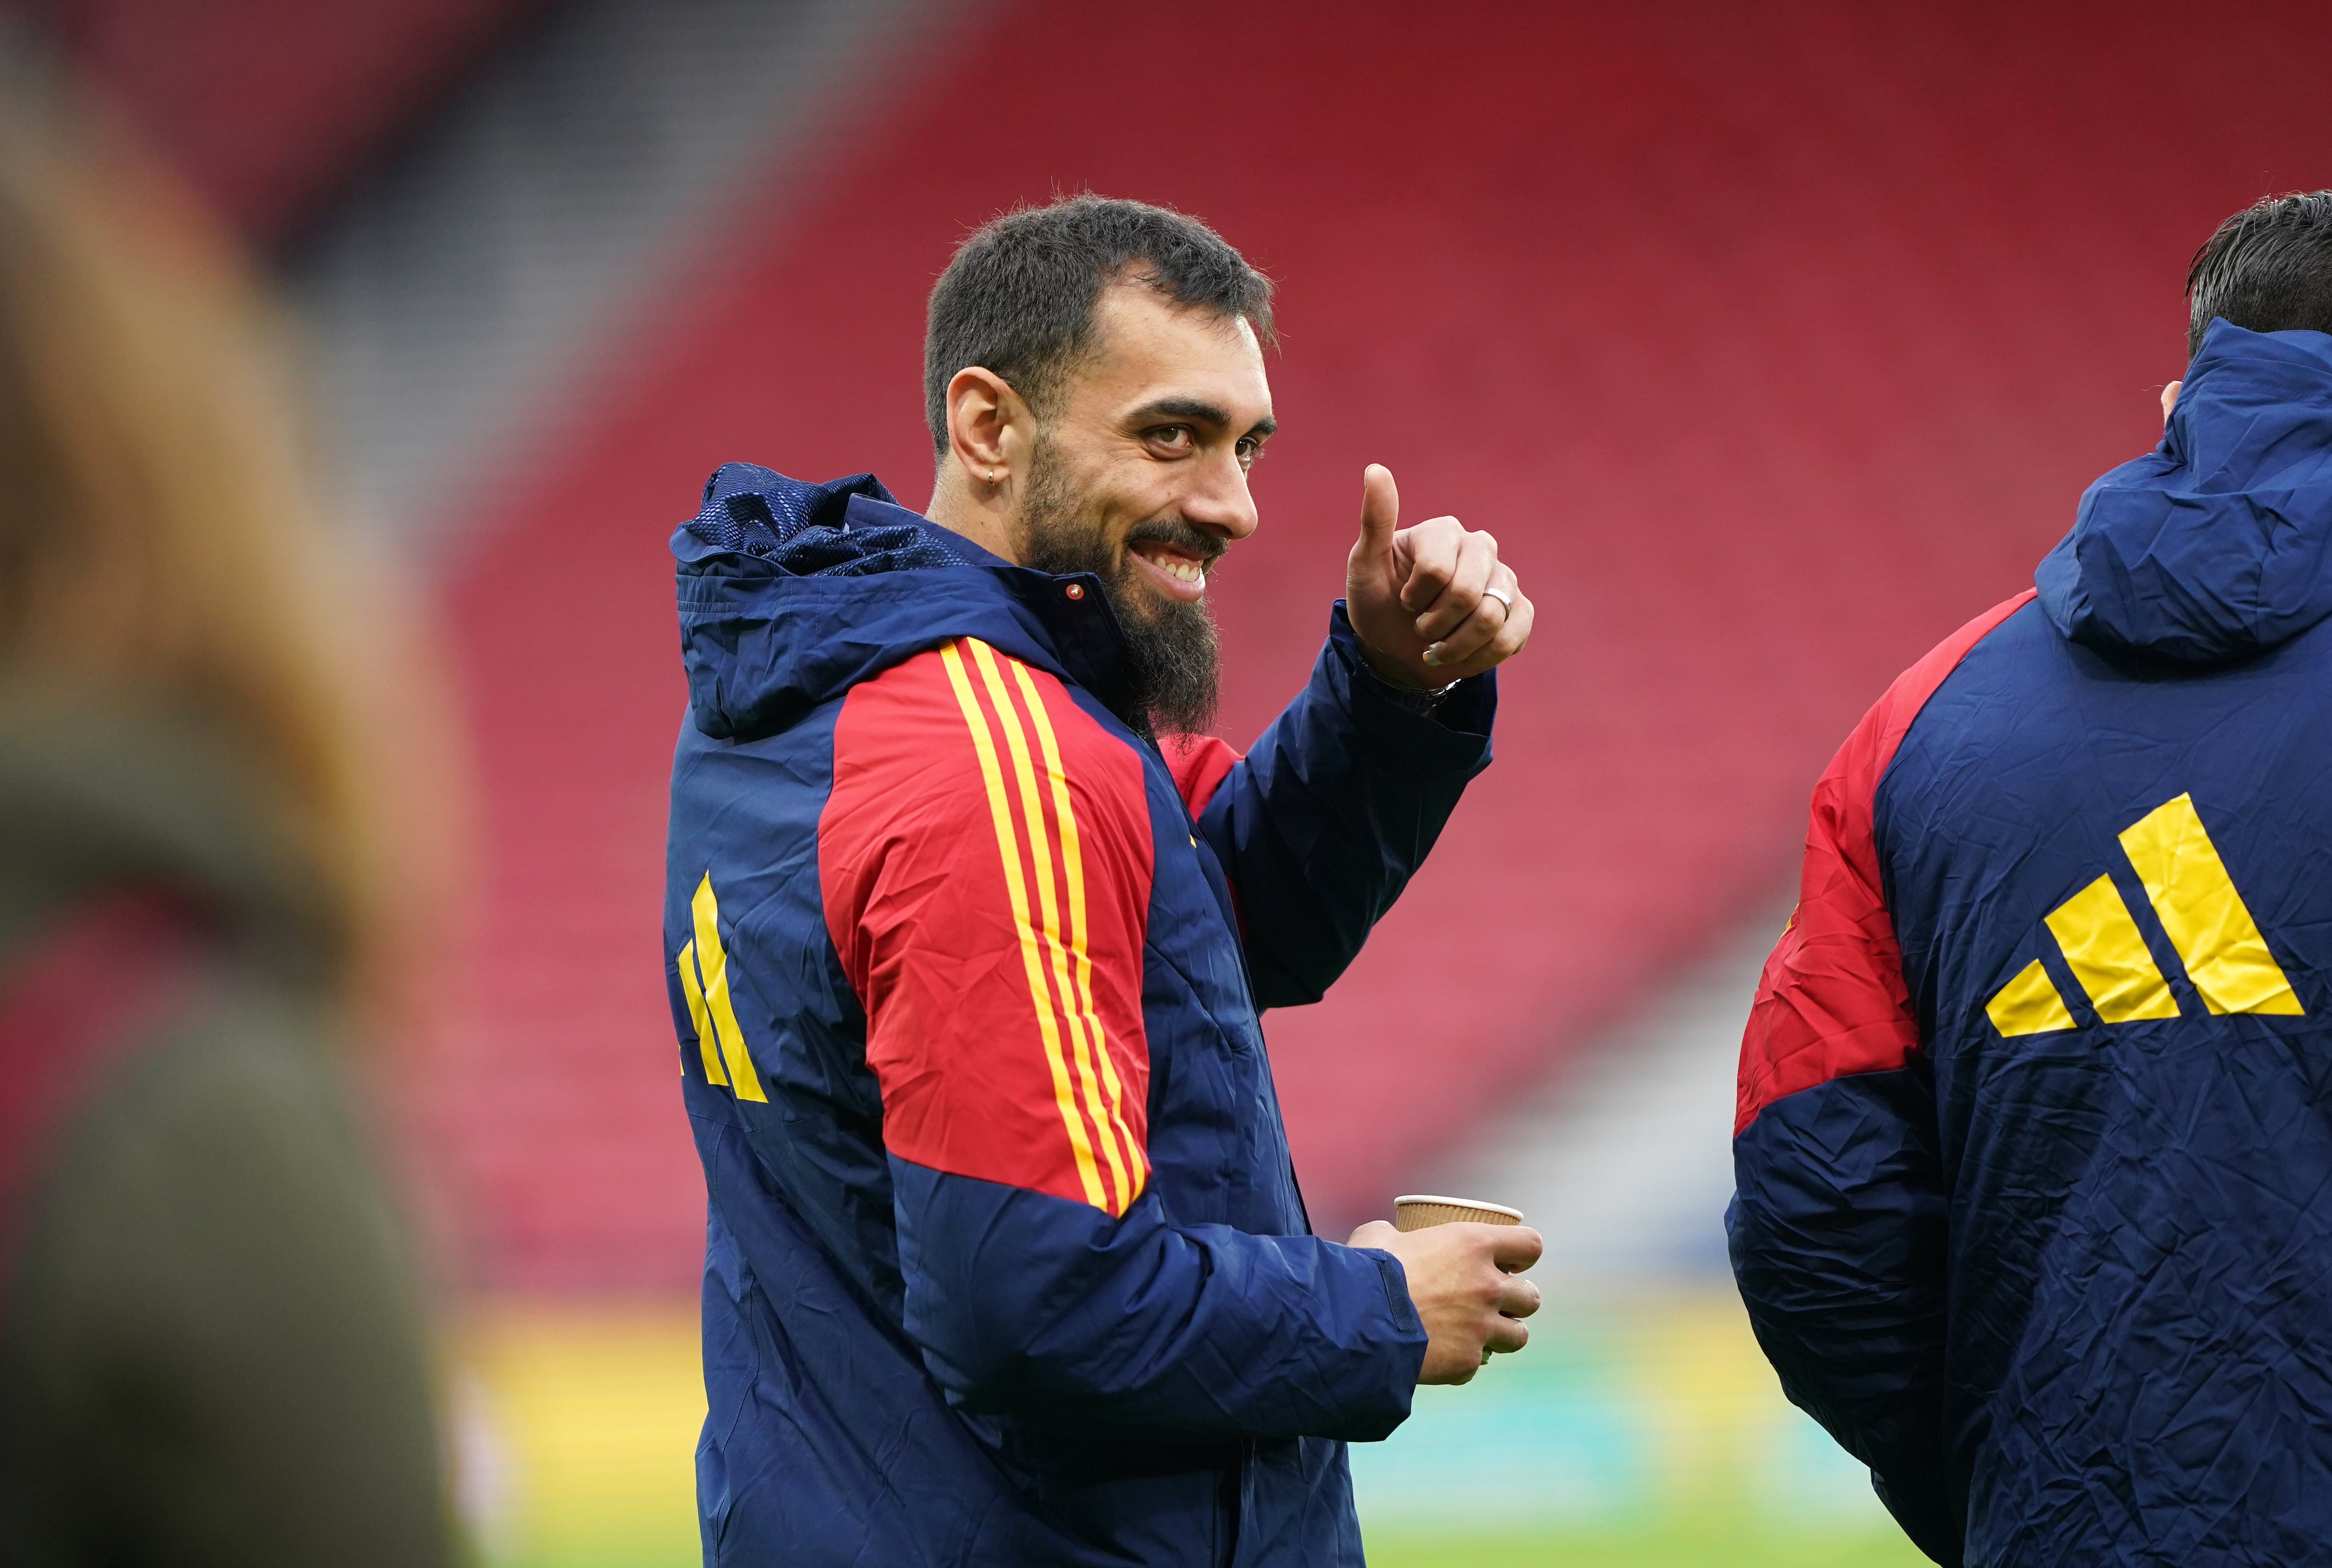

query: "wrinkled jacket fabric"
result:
(663, 467), (1494, 1565)
(1729, 320), (2332, 1565)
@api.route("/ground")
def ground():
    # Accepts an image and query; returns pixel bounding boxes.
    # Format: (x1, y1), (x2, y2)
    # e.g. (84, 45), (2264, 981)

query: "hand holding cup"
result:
(1349, 1194), (1542, 1386)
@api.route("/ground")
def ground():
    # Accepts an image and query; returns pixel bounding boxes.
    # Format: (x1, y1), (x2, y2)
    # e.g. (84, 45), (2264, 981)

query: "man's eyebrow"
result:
(1129, 397), (1276, 439)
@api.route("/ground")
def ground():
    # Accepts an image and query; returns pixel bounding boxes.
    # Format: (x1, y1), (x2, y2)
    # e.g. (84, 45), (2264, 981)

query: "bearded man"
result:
(662, 195), (1537, 1567)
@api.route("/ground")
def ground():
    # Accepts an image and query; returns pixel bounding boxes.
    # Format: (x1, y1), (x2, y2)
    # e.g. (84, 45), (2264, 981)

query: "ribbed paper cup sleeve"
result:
(1392, 1194), (1525, 1232)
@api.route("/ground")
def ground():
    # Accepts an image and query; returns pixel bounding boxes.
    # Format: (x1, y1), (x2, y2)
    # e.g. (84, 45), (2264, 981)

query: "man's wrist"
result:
(1362, 634), (1446, 695)
(1356, 640), (1460, 711)
(1353, 634), (1433, 690)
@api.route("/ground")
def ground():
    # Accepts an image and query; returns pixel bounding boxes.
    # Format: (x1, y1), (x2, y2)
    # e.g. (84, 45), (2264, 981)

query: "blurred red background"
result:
(38, 0), (2332, 1287)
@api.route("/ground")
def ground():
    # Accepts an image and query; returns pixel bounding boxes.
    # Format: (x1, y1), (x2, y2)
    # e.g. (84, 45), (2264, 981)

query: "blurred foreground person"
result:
(663, 196), (1538, 1565)
(1731, 193), (2332, 1565)
(0, 95), (458, 1564)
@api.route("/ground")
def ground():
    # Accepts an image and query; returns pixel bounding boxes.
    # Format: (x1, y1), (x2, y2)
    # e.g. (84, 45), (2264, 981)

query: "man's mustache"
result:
(1121, 519), (1228, 570)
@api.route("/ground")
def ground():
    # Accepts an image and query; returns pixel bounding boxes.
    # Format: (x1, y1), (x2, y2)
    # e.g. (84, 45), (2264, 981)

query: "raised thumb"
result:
(1356, 464), (1399, 557)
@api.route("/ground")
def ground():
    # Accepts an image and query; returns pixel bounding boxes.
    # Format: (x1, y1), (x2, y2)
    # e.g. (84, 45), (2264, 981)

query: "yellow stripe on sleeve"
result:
(938, 640), (1109, 1210)
(1006, 654), (1147, 1196)
(2118, 794), (2303, 1016)
(2043, 874), (2180, 1023)
(677, 938), (728, 1084)
(691, 874), (768, 1102)
(965, 639), (1132, 1212)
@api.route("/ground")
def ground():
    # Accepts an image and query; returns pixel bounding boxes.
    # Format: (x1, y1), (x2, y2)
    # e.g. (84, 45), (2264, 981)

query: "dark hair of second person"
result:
(2186, 190), (2332, 357)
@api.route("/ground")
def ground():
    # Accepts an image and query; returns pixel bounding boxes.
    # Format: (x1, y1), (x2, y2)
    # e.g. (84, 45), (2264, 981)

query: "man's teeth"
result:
(1141, 551), (1205, 585)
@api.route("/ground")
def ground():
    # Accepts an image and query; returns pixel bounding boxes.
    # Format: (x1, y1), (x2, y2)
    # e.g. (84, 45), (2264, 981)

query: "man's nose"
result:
(1181, 452), (1260, 543)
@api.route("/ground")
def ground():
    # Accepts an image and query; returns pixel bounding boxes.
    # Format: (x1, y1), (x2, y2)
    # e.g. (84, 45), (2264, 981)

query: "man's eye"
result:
(1149, 426), (1194, 452)
(1236, 439), (1262, 466)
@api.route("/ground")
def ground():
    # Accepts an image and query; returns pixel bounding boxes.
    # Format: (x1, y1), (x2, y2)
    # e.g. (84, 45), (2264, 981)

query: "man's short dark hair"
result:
(2186, 191), (2332, 358)
(924, 195), (1273, 456)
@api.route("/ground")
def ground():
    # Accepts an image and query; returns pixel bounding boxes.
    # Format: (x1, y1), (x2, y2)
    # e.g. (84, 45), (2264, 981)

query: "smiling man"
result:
(662, 196), (1536, 1567)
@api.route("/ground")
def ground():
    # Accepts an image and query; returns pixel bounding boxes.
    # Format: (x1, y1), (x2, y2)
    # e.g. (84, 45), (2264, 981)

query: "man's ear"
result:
(945, 367), (1030, 488)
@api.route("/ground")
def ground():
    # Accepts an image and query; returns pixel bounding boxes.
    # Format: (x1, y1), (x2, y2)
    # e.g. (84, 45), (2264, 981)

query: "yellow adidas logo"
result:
(1987, 794), (2302, 1036)
(676, 873), (768, 1101)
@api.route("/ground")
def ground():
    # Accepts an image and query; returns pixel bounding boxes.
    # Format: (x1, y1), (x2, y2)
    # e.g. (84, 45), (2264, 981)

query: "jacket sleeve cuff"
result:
(1326, 601), (1498, 755)
(1355, 1247), (1423, 1336)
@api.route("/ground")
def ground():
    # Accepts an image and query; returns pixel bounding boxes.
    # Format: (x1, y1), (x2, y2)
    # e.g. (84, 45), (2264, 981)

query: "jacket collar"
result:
(673, 466), (1133, 740)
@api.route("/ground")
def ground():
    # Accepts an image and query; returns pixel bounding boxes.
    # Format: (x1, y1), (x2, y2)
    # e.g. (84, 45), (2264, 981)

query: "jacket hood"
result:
(2036, 319), (2332, 666)
(673, 465), (1130, 740)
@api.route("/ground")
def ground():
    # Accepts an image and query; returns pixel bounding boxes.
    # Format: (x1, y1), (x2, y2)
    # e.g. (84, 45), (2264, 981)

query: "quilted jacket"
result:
(1732, 321), (2332, 1564)
(663, 465), (1496, 1565)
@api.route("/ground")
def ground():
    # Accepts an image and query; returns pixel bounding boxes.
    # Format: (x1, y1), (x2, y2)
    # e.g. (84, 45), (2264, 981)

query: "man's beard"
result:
(1016, 439), (1222, 739)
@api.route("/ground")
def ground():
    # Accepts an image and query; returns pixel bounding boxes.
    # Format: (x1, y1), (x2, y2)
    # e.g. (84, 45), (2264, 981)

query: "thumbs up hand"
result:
(1345, 464), (1532, 690)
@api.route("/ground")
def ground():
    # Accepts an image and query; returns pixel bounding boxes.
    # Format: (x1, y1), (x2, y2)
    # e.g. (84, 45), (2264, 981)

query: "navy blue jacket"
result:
(663, 468), (1493, 1565)
(1730, 320), (2332, 1564)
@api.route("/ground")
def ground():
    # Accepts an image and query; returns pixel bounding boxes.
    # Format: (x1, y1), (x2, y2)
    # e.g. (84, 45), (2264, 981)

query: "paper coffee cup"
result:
(1393, 1194), (1525, 1232)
